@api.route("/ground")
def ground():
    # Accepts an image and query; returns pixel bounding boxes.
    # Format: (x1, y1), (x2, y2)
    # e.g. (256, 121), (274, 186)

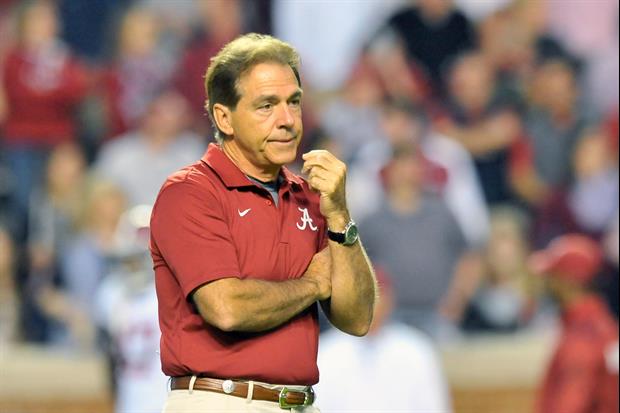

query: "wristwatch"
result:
(327, 219), (359, 246)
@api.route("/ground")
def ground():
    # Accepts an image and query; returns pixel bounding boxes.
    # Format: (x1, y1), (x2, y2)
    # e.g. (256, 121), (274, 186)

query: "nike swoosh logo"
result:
(238, 208), (251, 217)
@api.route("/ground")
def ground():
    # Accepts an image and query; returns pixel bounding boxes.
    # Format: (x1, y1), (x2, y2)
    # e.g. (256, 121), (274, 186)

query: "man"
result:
(149, 33), (376, 412)
(359, 144), (481, 341)
(530, 234), (619, 413)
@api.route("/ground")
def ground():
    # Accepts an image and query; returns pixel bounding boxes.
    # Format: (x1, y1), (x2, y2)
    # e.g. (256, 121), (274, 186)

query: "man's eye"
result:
(260, 103), (273, 110)
(289, 99), (301, 107)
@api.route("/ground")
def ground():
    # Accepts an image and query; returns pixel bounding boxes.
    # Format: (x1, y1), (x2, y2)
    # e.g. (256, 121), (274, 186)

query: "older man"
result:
(149, 33), (376, 412)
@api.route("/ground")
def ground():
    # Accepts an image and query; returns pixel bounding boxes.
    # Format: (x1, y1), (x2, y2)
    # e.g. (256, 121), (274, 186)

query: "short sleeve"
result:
(150, 180), (241, 299)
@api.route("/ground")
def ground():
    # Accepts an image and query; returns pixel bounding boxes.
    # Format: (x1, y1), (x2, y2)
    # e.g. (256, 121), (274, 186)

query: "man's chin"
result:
(265, 145), (299, 166)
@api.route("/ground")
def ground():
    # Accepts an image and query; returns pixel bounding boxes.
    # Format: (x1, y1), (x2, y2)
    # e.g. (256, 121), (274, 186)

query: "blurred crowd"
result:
(0, 0), (618, 411)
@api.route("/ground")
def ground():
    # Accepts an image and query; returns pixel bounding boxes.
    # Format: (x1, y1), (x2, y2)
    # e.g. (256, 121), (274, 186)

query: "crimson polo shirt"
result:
(150, 143), (327, 385)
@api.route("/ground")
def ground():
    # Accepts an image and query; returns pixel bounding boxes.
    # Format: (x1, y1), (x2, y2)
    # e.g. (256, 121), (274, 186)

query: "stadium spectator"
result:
(58, 178), (127, 322)
(511, 59), (593, 246)
(23, 143), (87, 342)
(101, 6), (176, 138)
(27, 177), (126, 349)
(435, 51), (522, 205)
(318, 56), (385, 165)
(569, 127), (618, 236)
(381, 0), (476, 98)
(359, 144), (482, 341)
(462, 206), (538, 332)
(95, 88), (205, 207)
(530, 234), (619, 413)
(28, 143), (87, 272)
(366, 35), (431, 106)
(347, 99), (490, 246)
(0, 0), (88, 243)
(172, 0), (244, 134)
(512, 59), (591, 204)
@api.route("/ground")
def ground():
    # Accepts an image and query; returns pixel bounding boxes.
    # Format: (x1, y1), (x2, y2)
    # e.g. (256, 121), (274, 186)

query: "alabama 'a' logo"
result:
(296, 207), (318, 231)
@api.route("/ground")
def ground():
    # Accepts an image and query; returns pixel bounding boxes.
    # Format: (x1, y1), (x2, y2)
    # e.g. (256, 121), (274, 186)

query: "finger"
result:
(302, 150), (340, 171)
(302, 149), (335, 161)
(302, 157), (346, 177)
(306, 174), (330, 193)
(307, 165), (338, 181)
(307, 168), (343, 192)
(308, 174), (343, 198)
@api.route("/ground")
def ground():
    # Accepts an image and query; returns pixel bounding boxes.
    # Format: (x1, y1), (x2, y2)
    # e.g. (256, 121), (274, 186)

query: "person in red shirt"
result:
(150, 33), (377, 412)
(171, 0), (243, 134)
(530, 234), (619, 413)
(0, 0), (87, 242)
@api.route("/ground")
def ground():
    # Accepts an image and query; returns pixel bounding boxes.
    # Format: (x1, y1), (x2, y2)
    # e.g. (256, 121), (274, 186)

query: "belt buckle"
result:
(278, 386), (315, 409)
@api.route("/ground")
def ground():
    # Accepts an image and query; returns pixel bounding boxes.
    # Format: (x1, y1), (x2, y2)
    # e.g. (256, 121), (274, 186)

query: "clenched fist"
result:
(301, 150), (349, 230)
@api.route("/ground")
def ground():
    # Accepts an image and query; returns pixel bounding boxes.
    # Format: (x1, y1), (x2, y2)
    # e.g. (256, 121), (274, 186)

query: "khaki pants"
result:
(163, 381), (320, 413)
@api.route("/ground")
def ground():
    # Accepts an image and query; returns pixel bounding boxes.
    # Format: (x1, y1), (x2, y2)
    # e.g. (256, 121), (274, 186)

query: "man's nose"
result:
(276, 103), (295, 128)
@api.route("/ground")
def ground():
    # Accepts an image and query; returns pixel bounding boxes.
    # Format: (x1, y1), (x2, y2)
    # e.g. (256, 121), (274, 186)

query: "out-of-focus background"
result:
(0, 0), (617, 412)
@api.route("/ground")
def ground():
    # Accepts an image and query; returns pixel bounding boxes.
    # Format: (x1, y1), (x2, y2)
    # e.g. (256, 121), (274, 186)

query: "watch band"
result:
(327, 228), (346, 244)
(327, 219), (357, 245)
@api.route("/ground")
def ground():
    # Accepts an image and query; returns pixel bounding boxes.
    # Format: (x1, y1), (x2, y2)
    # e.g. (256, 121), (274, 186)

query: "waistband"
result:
(170, 376), (315, 409)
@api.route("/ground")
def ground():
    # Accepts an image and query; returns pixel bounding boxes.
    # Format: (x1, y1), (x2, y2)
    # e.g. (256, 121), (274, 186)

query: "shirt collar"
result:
(201, 143), (303, 189)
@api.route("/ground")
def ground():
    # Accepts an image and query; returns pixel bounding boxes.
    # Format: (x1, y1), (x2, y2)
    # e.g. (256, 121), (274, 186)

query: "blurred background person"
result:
(318, 55), (385, 166)
(511, 59), (594, 247)
(101, 6), (175, 139)
(23, 142), (87, 342)
(530, 234), (618, 413)
(95, 204), (167, 413)
(461, 206), (539, 333)
(378, 0), (476, 99)
(95, 88), (205, 207)
(317, 268), (452, 412)
(434, 51), (522, 206)
(26, 176), (126, 350)
(172, 0), (244, 133)
(346, 98), (490, 246)
(58, 178), (127, 333)
(359, 145), (482, 341)
(0, 0), (88, 243)
(569, 127), (619, 237)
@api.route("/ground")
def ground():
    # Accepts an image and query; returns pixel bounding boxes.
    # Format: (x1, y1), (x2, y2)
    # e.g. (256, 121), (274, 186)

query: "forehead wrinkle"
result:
(251, 88), (303, 106)
(236, 63), (300, 101)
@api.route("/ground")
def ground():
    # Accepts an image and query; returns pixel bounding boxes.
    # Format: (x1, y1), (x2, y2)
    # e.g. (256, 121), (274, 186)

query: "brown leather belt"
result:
(170, 376), (315, 408)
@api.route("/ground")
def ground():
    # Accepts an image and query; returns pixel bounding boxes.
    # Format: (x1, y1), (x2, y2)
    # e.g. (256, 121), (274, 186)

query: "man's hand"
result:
(301, 150), (349, 230)
(302, 248), (332, 301)
(302, 150), (376, 337)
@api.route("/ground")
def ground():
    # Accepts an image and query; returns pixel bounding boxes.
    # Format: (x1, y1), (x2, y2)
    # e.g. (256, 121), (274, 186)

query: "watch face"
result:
(344, 223), (359, 245)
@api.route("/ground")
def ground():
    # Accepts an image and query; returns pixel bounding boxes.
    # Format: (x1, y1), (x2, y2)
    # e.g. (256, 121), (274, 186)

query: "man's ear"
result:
(212, 103), (234, 136)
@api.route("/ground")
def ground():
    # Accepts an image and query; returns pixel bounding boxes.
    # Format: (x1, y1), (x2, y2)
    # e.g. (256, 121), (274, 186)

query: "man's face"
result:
(224, 62), (303, 176)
